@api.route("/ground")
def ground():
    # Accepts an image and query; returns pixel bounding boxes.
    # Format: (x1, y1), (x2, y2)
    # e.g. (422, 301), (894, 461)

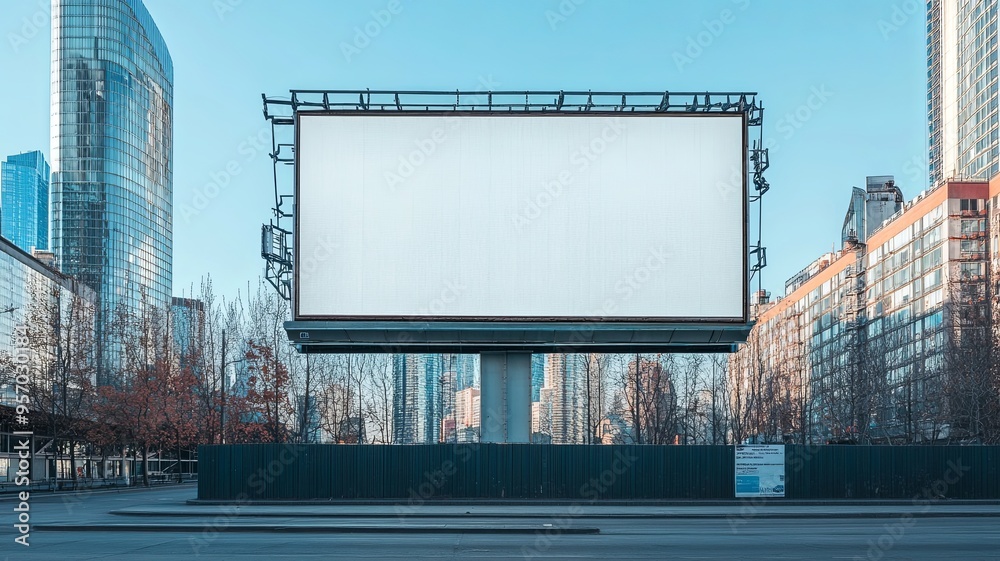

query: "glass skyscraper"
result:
(1, 151), (49, 253)
(927, 0), (999, 185)
(50, 0), (173, 379)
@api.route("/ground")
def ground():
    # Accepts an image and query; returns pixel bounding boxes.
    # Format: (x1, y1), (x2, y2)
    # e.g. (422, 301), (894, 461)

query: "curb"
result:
(0, 482), (196, 501)
(187, 498), (1000, 507)
(36, 524), (601, 535)
(113, 510), (1000, 520)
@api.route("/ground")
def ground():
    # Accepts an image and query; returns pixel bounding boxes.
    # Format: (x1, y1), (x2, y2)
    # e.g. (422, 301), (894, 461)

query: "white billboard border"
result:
(292, 110), (749, 326)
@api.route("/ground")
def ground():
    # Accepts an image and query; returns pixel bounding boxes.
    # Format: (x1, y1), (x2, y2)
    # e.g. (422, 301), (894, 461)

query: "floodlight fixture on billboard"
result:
(262, 90), (767, 352)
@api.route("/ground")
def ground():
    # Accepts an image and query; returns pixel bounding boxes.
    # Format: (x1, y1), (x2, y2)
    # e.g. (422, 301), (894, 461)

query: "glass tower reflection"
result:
(1, 151), (50, 252)
(50, 0), (172, 382)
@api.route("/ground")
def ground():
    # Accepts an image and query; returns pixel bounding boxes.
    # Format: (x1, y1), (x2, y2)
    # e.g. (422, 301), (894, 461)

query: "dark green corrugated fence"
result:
(197, 444), (1000, 501)
(783, 444), (1000, 499)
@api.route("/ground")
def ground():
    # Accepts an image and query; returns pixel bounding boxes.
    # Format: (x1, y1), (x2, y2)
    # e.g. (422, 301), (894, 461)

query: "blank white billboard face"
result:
(296, 113), (746, 321)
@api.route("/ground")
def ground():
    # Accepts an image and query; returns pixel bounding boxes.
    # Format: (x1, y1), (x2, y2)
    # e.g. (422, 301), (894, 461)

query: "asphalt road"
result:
(2, 485), (999, 560)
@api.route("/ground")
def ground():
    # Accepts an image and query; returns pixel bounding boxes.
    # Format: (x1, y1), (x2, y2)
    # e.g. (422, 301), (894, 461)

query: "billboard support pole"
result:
(480, 352), (531, 443)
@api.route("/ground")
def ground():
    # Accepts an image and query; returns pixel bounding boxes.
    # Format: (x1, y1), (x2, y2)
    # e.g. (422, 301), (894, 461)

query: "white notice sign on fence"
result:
(735, 445), (785, 497)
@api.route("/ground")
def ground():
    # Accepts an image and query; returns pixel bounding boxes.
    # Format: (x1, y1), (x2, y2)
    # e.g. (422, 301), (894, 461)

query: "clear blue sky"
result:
(0, 0), (927, 302)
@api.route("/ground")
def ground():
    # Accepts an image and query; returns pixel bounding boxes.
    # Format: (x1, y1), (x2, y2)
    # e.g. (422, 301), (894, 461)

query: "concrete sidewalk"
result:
(119, 501), (1000, 519)
(38, 522), (601, 534)
(0, 481), (196, 500)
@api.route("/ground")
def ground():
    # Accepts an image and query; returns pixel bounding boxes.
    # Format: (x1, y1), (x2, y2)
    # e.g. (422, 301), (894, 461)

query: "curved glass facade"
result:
(50, 0), (172, 377)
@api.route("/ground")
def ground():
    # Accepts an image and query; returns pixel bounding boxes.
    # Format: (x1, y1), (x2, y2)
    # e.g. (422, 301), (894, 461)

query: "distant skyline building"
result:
(455, 354), (478, 391)
(392, 354), (481, 443)
(438, 355), (457, 443)
(170, 296), (204, 371)
(392, 354), (447, 443)
(539, 354), (585, 443)
(455, 386), (481, 442)
(841, 176), (905, 246)
(1, 151), (50, 252)
(531, 353), (545, 402)
(50, 0), (173, 382)
(927, 0), (1000, 185)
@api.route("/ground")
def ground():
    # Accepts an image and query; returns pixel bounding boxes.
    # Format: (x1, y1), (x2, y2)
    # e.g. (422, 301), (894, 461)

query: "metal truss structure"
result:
(261, 89), (768, 306)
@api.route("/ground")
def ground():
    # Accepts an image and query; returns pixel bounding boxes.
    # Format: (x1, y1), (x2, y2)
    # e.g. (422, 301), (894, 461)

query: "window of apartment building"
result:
(960, 238), (986, 256)
(932, 204), (945, 223)
(960, 218), (986, 234)
(960, 198), (980, 212)
(892, 285), (913, 308)
(922, 224), (943, 248)
(890, 267), (911, 288)
(892, 229), (911, 251)
(926, 353), (944, 371)
(921, 247), (943, 269)
(925, 310), (944, 331)
(868, 317), (882, 337)
(867, 286), (878, 301)
(889, 368), (907, 387)
(866, 264), (882, 286)
(925, 287), (944, 309)
(893, 307), (911, 326)
(921, 212), (934, 231)
(960, 262), (985, 278)
(924, 268), (943, 289)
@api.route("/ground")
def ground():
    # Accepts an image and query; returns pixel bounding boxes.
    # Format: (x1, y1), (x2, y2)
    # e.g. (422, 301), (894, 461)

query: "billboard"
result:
(295, 111), (746, 327)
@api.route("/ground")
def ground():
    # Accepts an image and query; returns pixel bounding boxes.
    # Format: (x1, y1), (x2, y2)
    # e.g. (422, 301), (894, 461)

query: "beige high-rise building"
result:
(927, 1), (999, 186)
(455, 387), (481, 434)
(731, 179), (996, 444)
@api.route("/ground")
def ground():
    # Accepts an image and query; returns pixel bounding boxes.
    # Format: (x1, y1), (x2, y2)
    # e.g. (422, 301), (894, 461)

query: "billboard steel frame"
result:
(260, 89), (768, 353)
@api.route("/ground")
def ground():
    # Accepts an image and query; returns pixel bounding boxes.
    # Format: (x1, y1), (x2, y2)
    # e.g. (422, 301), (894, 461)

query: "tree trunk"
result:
(142, 443), (150, 487)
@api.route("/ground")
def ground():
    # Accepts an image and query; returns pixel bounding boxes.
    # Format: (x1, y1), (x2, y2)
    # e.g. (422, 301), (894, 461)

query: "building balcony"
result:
(959, 252), (986, 261)
(959, 209), (987, 218)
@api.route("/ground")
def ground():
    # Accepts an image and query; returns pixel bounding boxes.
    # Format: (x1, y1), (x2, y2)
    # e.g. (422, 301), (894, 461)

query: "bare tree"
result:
(673, 354), (702, 444)
(727, 329), (768, 444)
(242, 280), (303, 442)
(612, 353), (677, 444)
(363, 354), (394, 444)
(942, 274), (1000, 443)
(315, 355), (358, 443)
(23, 277), (97, 481)
(582, 353), (608, 444)
(706, 354), (731, 444)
